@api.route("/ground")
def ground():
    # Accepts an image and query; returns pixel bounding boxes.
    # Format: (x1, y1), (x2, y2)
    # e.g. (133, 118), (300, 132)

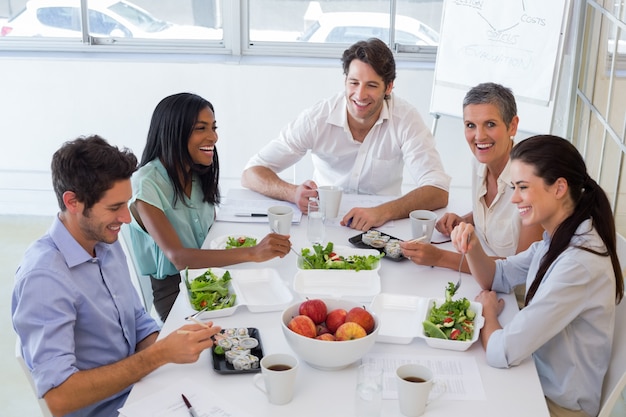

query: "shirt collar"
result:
(50, 215), (112, 268)
(476, 159), (512, 194)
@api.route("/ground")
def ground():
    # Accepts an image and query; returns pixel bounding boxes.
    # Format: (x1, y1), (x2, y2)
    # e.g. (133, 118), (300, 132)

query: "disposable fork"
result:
(455, 234), (471, 293)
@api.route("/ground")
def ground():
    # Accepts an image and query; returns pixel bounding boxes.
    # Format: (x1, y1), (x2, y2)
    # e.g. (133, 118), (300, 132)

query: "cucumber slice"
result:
(423, 320), (448, 339)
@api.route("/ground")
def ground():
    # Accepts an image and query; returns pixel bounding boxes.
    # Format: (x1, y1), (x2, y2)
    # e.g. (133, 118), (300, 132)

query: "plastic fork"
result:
(455, 234), (471, 293)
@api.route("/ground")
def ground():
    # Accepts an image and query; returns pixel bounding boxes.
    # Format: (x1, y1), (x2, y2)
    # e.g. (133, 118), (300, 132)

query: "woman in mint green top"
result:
(129, 93), (291, 321)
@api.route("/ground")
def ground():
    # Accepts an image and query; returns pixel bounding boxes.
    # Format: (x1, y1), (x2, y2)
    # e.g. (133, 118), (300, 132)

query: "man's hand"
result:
(340, 206), (388, 231)
(294, 180), (318, 213)
(161, 323), (222, 364)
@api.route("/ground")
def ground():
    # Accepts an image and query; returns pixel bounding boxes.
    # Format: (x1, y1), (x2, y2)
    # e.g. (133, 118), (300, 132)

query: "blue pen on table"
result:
(181, 394), (199, 417)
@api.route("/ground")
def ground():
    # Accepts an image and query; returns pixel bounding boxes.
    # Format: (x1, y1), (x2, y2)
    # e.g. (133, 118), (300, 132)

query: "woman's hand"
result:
(399, 241), (443, 266)
(436, 212), (464, 236)
(450, 222), (476, 254)
(252, 233), (291, 261)
(475, 290), (505, 317)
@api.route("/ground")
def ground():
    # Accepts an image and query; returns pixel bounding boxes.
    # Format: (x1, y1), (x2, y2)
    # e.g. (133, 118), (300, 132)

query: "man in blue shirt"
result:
(12, 136), (221, 417)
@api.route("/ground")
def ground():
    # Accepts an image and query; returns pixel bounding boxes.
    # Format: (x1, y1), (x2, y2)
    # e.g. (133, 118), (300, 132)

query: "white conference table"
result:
(123, 190), (549, 417)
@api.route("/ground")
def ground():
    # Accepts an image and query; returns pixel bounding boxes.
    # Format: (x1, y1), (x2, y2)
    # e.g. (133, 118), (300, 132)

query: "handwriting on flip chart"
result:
(436, 0), (569, 104)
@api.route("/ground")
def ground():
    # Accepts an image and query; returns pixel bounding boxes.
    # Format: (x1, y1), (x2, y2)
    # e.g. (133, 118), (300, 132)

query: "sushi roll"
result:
(232, 356), (252, 371)
(223, 328), (237, 338)
(217, 338), (233, 351)
(230, 346), (251, 356)
(225, 349), (241, 364)
(385, 239), (402, 258)
(362, 230), (381, 245)
(246, 354), (260, 369)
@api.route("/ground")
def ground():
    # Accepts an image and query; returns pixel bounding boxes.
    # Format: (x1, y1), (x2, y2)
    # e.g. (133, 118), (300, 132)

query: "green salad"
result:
(300, 242), (383, 271)
(225, 235), (257, 249)
(185, 268), (237, 311)
(423, 282), (476, 341)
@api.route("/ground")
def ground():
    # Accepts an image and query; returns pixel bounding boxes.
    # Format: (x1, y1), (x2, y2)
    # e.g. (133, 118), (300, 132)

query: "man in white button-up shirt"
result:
(242, 38), (450, 231)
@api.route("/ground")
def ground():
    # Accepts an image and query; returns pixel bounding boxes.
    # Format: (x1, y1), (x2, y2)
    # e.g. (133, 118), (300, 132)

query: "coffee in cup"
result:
(253, 353), (299, 405)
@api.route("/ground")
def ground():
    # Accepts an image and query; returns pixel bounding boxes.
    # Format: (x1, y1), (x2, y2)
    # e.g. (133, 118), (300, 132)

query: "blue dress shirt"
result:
(12, 215), (160, 417)
(488, 219), (616, 416)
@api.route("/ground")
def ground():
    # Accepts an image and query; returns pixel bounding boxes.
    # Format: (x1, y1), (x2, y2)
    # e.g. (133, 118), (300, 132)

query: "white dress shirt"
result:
(487, 220), (616, 416)
(472, 158), (520, 257)
(245, 92), (450, 195)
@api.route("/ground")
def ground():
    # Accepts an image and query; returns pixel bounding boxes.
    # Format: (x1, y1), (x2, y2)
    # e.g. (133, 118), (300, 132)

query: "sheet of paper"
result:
(216, 189), (302, 223)
(362, 353), (486, 401)
(216, 198), (302, 224)
(118, 377), (254, 417)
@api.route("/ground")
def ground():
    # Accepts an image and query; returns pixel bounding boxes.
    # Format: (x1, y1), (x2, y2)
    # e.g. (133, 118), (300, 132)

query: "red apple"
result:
(346, 306), (375, 334)
(316, 323), (330, 335)
(315, 333), (336, 341)
(325, 308), (347, 334)
(288, 315), (317, 338)
(335, 322), (367, 341)
(299, 299), (327, 324)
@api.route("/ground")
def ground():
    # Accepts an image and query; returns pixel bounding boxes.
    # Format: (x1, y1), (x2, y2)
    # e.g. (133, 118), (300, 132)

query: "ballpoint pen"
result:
(234, 212), (268, 217)
(182, 394), (199, 417)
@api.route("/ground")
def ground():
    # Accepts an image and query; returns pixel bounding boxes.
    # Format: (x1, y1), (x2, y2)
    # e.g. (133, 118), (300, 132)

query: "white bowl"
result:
(280, 298), (380, 371)
(421, 298), (485, 351)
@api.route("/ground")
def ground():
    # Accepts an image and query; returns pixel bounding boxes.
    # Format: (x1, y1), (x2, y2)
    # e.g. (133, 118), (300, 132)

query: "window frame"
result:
(0, 0), (440, 63)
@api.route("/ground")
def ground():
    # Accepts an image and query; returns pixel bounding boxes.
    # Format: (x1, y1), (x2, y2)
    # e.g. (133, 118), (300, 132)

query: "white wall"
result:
(0, 54), (491, 215)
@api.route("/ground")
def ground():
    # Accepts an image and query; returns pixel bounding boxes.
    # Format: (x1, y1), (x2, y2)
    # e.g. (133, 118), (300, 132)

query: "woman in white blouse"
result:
(400, 82), (543, 273)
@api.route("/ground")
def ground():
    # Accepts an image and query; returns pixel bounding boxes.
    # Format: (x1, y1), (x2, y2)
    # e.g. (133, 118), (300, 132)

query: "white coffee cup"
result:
(409, 210), (438, 242)
(317, 186), (343, 218)
(396, 364), (436, 417)
(253, 353), (299, 405)
(267, 205), (294, 235)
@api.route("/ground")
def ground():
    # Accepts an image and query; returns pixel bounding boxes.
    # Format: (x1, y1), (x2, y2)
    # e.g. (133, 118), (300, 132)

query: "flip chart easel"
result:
(430, 0), (572, 135)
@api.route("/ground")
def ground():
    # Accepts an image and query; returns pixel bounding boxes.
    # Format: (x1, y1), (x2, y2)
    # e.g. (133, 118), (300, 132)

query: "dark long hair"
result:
(140, 93), (220, 206)
(510, 135), (623, 305)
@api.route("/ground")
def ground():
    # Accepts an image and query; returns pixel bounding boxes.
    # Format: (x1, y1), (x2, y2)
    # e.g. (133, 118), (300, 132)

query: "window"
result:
(0, 0), (442, 61)
(570, 0), (626, 235)
(246, 0), (442, 57)
(0, 0), (224, 42)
